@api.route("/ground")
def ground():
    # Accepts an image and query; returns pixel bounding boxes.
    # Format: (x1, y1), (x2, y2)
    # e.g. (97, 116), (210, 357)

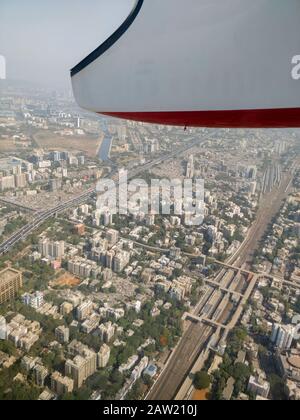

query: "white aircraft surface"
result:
(71, 0), (300, 128)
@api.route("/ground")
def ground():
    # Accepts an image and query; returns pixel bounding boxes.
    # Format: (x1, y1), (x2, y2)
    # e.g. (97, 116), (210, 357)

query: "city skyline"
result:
(1, 1), (300, 403)
(1, 81), (300, 401)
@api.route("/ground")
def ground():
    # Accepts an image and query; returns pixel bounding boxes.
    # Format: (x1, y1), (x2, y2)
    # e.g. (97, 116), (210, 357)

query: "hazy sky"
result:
(0, 0), (134, 89)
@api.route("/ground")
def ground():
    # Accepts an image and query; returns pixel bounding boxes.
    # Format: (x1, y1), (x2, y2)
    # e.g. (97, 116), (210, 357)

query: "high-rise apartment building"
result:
(34, 364), (48, 387)
(22, 291), (44, 309)
(0, 268), (23, 304)
(55, 325), (70, 344)
(15, 173), (27, 189)
(76, 301), (93, 321)
(98, 321), (115, 344)
(97, 344), (111, 368)
(113, 251), (130, 273)
(0, 175), (15, 191)
(38, 239), (65, 259)
(106, 229), (119, 246)
(271, 324), (295, 350)
(65, 341), (97, 388)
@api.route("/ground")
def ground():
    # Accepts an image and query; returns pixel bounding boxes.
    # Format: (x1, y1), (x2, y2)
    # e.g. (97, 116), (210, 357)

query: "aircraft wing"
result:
(71, 0), (300, 128)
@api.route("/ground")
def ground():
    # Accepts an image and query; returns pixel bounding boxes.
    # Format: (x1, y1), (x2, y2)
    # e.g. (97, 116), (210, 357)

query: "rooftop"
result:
(0, 268), (21, 285)
(288, 356), (300, 370)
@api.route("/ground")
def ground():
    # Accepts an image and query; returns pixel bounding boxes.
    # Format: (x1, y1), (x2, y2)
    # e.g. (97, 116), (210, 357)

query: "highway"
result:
(0, 133), (213, 257)
(1, 135), (295, 399)
(0, 187), (95, 256)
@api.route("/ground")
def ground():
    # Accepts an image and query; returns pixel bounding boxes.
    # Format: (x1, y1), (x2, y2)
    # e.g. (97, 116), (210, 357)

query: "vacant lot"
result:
(51, 273), (81, 288)
(192, 389), (209, 401)
(33, 131), (104, 158)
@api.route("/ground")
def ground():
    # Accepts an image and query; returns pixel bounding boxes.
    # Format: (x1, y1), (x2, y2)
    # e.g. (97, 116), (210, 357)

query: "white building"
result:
(271, 324), (295, 350)
(22, 292), (44, 309)
(131, 357), (149, 382)
(97, 344), (111, 368)
(55, 326), (70, 344)
(98, 321), (115, 343)
(248, 375), (270, 398)
(76, 301), (93, 321)
(0, 316), (7, 340)
(38, 239), (65, 260)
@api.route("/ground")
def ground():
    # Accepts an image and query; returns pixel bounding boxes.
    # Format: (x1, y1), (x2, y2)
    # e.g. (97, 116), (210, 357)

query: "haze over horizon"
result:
(0, 0), (134, 90)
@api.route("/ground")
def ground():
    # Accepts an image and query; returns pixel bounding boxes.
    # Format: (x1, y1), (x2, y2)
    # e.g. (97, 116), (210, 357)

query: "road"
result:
(0, 133), (213, 257)
(147, 167), (296, 400)
(0, 187), (95, 256)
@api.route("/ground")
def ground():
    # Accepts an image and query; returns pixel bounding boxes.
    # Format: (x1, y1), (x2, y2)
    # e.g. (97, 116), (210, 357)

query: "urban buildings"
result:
(98, 322), (115, 344)
(60, 302), (74, 316)
(271, 324), (296, 350)
(38, 239), (65, 260)
(76, 301), (93, 321)
(74, 224), (85, 236)
(247, 375), (270, 399)
(186, 154), (194, 178)
(119, 355), (139, 374)
(106, 229), (119, 246)
(22, 291), (44, 309)
(55, 326), (70, 344)
(34, 364), (49, 387)
(6, 314), (42, 351)
(51, 372), (74, 396)
(169, 276), (193, 301)
(143, 364), (158, 379)
(0, 175), (16, 192)
(277, 349), (300, 383)
(113, 251), (130, 273)
(1, 83), (300, 401)
(65, 340), (97, 388)
(68, 258), (101, 279)
(97, 344), (111, 369)
(0, 268), (23, 304)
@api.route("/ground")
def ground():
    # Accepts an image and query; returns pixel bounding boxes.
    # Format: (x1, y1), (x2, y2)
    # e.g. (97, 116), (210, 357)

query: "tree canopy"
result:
(193, 371), (211, 390)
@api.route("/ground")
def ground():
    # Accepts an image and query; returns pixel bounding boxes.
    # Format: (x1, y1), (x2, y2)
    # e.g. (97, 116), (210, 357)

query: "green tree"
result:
(193, 371), (211, 390)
